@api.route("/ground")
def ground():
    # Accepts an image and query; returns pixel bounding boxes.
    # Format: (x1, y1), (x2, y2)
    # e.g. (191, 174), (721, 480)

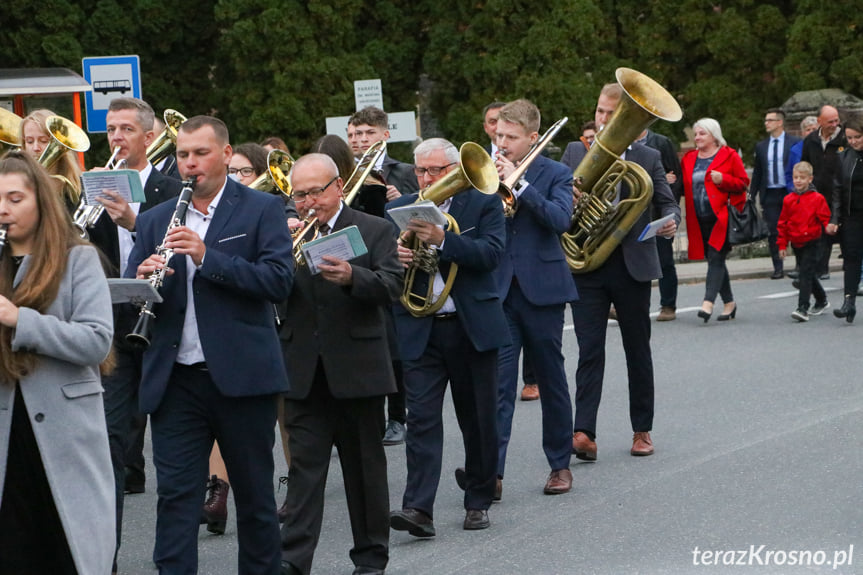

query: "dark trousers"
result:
(150, 365), (280, 575)
(840, 215), (863, 298)
(698, 216), (734, 304)
(762, 188), (786, 273)
(496, 282), (572, 477)
(101, 345), (142, 565)
(0, 387), (76, 575)
(795, 241), (826, 309)
(386, 360), (406, 424)
(280, 363), (389, 575)
(570, 247), (654, 437)
(656, 235), (678, 308)
(124, 410), (148, 485)
(402, 317), (499, 517)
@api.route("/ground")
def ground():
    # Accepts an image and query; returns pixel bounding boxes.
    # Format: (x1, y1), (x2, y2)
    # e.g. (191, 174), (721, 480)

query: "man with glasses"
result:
(387, 138), (508, 536)
(752, 108), (800, 279)
(278, 154), (402, 575)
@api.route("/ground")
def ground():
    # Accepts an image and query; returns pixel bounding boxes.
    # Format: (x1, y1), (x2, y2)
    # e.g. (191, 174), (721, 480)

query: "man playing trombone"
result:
(387, 138), (508, 536)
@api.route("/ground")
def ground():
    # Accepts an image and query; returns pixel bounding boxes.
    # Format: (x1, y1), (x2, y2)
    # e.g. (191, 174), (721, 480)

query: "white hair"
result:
(289, 153), (339, 186)
(413, 138), (459, 164)
(693, 118), (727, 148)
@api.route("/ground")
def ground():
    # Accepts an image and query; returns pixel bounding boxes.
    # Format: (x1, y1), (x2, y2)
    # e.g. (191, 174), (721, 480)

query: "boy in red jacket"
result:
(778, 161), (832, 321)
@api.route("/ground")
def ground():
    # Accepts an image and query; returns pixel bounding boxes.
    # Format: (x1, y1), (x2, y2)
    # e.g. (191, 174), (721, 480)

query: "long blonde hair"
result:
(19, 109), (83, 205)
(0, 151), (87, 383)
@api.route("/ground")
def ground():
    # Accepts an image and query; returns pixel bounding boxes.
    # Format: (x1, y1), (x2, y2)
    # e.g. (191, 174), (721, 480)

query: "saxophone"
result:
(125, 177), (196, 349)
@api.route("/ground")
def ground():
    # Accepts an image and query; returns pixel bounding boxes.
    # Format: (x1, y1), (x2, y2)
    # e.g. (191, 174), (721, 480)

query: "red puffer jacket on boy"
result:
(776, 187), (831, 250)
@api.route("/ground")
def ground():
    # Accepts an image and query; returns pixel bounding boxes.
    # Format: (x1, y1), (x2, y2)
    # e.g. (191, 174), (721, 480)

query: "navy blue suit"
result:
(751, 132), (800, 273)
(494, 154), (577, 478)
(126, 177), (294, 574)
(561, 142), (679, 439)
(389, 189), (509, 515)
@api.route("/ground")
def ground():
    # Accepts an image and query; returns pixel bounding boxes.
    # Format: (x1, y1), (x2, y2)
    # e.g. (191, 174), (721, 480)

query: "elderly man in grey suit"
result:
(561, 82), (680, 460)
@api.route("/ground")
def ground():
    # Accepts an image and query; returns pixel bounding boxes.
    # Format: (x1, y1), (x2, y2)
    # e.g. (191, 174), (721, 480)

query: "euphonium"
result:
(0, 108), (22, 154)
(125, 177), (196, 349)
(40, 116), (91, 205)
(400, 142), (498, 317)
(248, 149), (294, 198)
(560, 68), (682, 273)
(146, 109), (186, 166)
(292, 141), (386, 266)
(497, 117), (568, 217)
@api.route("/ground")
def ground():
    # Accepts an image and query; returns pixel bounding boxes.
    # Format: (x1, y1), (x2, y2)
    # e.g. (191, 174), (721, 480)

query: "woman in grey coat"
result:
(0, 152), (115, 574)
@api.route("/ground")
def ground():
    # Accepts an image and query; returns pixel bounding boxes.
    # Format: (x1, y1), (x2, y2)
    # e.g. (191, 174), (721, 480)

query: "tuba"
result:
(400, 142), (498, 317)
(497, 117), (568, 217)
(146, 109), (186, 166)
(249, 149), (294, 198)
(292, 141), (387, 266)
(560, 68), (682, 273)
(0, 108), (22, 154)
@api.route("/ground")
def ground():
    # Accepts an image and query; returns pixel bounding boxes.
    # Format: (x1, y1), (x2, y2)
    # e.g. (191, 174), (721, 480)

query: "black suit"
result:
(561, 142), (679, 437)
(388, 190), (509, 516)
(751, 132), (800, 273)
(279, 204), (402, 574)
(381, 154), (419, 196)
(88, 166), (182, 568)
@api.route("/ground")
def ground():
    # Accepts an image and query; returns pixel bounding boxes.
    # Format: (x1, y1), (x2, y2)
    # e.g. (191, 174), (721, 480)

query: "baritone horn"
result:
(400, 142), (498, 317)
(249, 149), (294, 197)
(146, 109), (186, 166)
(0, 108), (22, 153)
(560, 68), (682, 273)
(41, 116), (91, 205)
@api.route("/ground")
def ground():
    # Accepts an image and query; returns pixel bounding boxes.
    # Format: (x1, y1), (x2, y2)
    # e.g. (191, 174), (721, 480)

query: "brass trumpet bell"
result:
(0, 108), (22, 153)
(39, 116), (90, 169)
(146, 109), (186, 166)
(250, 149), (294, 197)
(419, 142), (498, 204)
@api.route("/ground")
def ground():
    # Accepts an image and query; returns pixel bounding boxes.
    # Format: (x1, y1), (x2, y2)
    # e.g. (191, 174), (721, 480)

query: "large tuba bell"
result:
(41, 116), (91, 205)
(401, 142), (498, 317)
(249, 149), (294, 197)
(146, 109), (186, 166)
(0, 108), (22, 154)
(560, 68), (682, 273)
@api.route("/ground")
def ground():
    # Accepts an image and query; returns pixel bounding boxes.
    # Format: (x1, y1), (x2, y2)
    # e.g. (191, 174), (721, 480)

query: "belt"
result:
(434, 312), (458, 320)
(176, 361), (208, 372)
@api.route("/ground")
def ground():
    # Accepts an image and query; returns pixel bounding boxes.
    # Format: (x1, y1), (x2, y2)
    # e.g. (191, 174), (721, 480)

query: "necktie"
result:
(318, 223), (330, 236)
(771, 139), (779, 187)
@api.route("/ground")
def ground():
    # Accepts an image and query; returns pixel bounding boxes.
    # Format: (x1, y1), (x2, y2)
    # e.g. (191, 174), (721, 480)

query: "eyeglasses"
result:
(414, 163), (455, 177)
(228, 166), (256, 177)
(293, 176), (338, 202)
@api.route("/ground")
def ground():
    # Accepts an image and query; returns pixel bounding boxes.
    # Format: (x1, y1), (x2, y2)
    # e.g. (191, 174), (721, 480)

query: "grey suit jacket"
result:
(561, 141), (680, 282)
(0, 245), (115, 575)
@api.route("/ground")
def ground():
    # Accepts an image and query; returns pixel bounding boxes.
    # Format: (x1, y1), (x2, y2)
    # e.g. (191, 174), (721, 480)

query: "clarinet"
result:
(0, 224), (8, 259)
(125, 177), (196, 349)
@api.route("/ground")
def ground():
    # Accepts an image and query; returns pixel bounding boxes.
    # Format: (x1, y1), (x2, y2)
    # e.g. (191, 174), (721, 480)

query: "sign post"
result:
(82, 55), (142, 133)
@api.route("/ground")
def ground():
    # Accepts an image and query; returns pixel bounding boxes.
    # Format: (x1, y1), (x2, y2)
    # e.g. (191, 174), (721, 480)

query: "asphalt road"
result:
(117, 274), (862, 575)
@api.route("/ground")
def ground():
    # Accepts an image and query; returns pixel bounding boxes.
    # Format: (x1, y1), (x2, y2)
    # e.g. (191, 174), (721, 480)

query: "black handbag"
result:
(727, 194), (769, 246)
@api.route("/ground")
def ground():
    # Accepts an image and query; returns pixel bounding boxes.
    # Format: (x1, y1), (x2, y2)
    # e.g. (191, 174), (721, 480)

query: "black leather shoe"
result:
(124, 467), (145, 494)
(787, 270), (799, 279)
(833, 296), (856, 323)
(352, 567), (385, 575)
(390, 508), (435, 537)
(463, 509), (490, 530)
(717, 304), (737, 321)
(770, 270), (784, 279)
(281, 560), (302, 575)
(697, 308), (711, 323)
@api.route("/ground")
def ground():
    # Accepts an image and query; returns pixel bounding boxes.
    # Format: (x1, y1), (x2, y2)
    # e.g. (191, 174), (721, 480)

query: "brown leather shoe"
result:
(631, 431), (654, 456)
(201, 475), (229, 534)
(571, 431), (597, 461)
(463, 509), (490, 530)
(656, 306), (676, 321)
(543, 469), (573, 495)
(520, 383), (539, 401)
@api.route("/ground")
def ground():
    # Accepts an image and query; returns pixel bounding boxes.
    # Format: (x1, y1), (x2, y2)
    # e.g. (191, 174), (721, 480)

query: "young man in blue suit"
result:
(493, 99), (577, 496)
(126, 116), (294, 574)
(560, 83), (679, 461)
(387, 138), (508, 536)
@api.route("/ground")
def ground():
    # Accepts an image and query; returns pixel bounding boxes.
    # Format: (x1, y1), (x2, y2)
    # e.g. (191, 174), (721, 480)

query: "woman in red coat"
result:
(682, 118), (750, 322)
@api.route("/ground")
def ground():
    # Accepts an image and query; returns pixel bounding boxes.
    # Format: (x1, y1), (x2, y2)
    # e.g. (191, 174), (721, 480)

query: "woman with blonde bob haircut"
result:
(0, 151), (115, 574)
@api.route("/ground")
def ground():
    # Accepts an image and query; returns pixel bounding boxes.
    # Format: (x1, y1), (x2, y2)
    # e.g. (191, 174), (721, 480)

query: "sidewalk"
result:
(671, 246), (844, 285)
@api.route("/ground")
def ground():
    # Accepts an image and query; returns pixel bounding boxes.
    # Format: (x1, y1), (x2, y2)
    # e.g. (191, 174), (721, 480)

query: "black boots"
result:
(201, 474), (230, 534)
(833, 295), (857, 323)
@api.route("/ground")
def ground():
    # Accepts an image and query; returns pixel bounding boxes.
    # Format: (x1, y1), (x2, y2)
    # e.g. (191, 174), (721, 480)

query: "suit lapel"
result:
(203, 180), (240, 247)
(12, 255), (31, 289)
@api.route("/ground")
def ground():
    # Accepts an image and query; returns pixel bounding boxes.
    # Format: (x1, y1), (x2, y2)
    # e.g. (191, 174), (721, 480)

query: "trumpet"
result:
(496, 117), (568, 217)
(0, 224), (8, 259)
(125, 177), (196, 349)
(292, 141), (386, 266)
(71, 146), (126, 238)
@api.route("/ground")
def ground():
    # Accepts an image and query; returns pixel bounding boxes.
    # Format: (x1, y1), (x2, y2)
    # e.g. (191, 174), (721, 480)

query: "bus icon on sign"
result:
(93, 80), (132, 95)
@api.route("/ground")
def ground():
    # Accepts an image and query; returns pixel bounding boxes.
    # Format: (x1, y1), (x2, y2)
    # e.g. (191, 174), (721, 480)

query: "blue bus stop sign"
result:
(82, 55), (142, 133)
